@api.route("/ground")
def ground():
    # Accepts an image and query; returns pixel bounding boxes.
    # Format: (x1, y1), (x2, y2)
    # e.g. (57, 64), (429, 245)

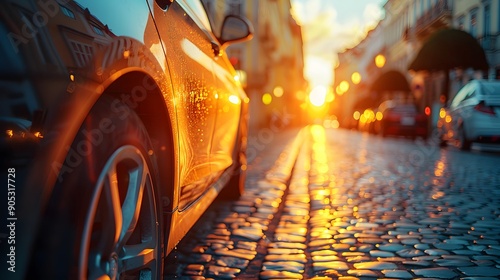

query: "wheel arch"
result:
(102, 71), (177, 212)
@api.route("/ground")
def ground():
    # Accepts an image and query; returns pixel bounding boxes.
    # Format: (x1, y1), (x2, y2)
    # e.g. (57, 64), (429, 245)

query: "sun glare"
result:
(309, 85), (328, 107)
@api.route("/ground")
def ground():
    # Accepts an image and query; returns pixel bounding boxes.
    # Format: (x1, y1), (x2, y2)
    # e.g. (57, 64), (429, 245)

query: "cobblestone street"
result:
(164, 125), (500, 279)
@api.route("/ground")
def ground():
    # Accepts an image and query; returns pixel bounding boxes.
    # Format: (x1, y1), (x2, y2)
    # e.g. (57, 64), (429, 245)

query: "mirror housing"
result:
(219, 15), (253, 48)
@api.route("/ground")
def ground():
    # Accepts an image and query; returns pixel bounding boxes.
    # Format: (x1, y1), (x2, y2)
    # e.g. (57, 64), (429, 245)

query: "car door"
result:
(210, 50), (245, 175)
(450, 83), (477, 140)
(151, 0), (219, 210)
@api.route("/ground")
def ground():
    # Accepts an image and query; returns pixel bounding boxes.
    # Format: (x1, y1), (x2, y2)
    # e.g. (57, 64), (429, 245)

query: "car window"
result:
(451, 83), (472, 109)
(178, 0), (213, 33)
(389, 105), (417, 113)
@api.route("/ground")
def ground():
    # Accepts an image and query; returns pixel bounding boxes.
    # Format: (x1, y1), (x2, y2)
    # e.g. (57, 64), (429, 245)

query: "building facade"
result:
(203, 0), (308, 128)
(333, 0), (499, 128)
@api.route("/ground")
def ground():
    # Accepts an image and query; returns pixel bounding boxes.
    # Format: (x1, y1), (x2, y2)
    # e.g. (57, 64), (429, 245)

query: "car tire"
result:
(439, 137), (447, 147)
(219, 126), (247, 200)
(29, 97), (163, 279)
(381, 127), (387, 138)
(458, 124), (471, 150)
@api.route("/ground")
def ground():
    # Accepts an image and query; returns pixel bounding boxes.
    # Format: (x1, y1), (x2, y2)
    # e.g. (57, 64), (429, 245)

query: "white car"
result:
(439, 80), (500, 150)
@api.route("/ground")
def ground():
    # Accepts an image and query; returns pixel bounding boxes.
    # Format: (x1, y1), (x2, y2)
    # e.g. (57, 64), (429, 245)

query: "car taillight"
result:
(474, 102), (496, 115)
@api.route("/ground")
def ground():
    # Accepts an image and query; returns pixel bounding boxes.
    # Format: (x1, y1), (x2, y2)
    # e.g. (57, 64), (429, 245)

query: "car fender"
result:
(17, 36), (179, 278)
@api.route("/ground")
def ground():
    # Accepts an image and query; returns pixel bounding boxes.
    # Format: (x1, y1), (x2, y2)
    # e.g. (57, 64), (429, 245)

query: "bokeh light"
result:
(339, 81), (350, 93)
(375, 54), (386, 68)
(262, 93), (272, 105)
(351, 72), (361, 84)
(353, 111), (360, 120)
(273, 86), (284, 97)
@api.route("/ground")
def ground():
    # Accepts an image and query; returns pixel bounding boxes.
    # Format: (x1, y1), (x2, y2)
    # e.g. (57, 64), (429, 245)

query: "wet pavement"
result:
(164, 125), (500, 279)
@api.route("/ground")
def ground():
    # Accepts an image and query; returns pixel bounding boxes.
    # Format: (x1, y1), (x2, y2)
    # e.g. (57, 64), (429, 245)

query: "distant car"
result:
(1, 0), (252, 279)
(438, 80), (500, 150)
(377, 101), (428, 139)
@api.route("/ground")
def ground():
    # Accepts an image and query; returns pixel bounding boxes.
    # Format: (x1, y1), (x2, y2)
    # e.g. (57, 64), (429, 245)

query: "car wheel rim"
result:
(80, 145), (159, 280)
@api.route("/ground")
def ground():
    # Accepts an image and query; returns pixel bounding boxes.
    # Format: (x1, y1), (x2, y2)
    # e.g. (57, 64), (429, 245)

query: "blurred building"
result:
(203, 0), (308, 129)
(333, 0), (499, 128)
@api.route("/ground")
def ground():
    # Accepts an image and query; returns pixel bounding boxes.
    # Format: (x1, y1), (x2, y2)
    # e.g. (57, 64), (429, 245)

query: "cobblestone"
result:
(164, 126), (500, 279)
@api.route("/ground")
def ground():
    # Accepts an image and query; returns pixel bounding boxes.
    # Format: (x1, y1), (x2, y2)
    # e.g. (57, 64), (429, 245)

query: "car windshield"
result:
(388, 105), (417, 113)
(481, 83), (500, 96)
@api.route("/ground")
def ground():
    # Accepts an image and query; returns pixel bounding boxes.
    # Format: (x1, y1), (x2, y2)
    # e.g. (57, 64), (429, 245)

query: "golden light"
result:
(445, 115), (452, 123)
(123, 50), (130, 59)
(434, 161), (445, 177)
(33, 131), (43, 138)
(362, 109), (375, 123)
(353, 111), (360, 120)
(235, 70), (247, 86)
(273, 86), (284, 97)
(6, 130), (13, 137)
(228, 95), (240, 105)
(439, 108), (446, 118)
(375, 54), (386, 68)
(262, 93), (272, 105)
(69, 74), (75, 82)
(336, 86), (344, 96)
(376, 111), (383, 121)
(309, 85), (327, 107)
(296, 90), (305, 100)
(339, 81), (350, 93)
(325, 90), (335, 103)
(351, 72), (361, 84)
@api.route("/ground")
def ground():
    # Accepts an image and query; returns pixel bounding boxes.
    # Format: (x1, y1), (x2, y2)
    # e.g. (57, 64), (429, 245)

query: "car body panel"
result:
(0, 1), (177, 277)
(376, 102), (428, 138)
(439, 80), (500, 145)
(1, 0), (251, 277)
(151, 0), (222, 210)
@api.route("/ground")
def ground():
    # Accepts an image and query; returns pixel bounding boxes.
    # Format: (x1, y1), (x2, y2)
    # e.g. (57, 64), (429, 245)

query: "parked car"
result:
(438, 80), (500, 150)
(377, 100), (428, 139)
(1, 0), (252, 279)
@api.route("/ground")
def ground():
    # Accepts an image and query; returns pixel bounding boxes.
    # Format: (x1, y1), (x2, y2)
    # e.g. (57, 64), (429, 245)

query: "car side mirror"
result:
(220, 15), (253, 47)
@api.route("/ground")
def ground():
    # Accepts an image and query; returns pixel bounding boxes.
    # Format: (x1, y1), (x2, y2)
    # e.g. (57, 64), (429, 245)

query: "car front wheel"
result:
(458, 124), (471, 150)
(29, 97), (163, 279)
(81, 145), (161, 279)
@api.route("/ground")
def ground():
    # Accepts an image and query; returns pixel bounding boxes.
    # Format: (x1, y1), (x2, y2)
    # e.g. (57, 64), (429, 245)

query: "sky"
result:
(290, 0), (387, 88)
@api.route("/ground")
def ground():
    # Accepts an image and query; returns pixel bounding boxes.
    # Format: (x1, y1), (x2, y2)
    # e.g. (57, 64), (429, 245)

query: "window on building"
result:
(484, 4), (491, 36)
(69, 40), (93, 67)
(457, 16), (465, 30)
(470, 8), (478, 38)
(60, 5), (75, 19)
(91, 25), (105, 36)
(228, 0), (242, 16)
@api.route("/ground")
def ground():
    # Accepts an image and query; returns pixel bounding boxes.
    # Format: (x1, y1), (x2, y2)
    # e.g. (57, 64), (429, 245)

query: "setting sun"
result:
(309, 85), (328, 107)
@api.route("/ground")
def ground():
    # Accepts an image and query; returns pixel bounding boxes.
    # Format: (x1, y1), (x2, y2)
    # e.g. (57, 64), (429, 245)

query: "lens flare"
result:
(309, 86), (327, 107)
